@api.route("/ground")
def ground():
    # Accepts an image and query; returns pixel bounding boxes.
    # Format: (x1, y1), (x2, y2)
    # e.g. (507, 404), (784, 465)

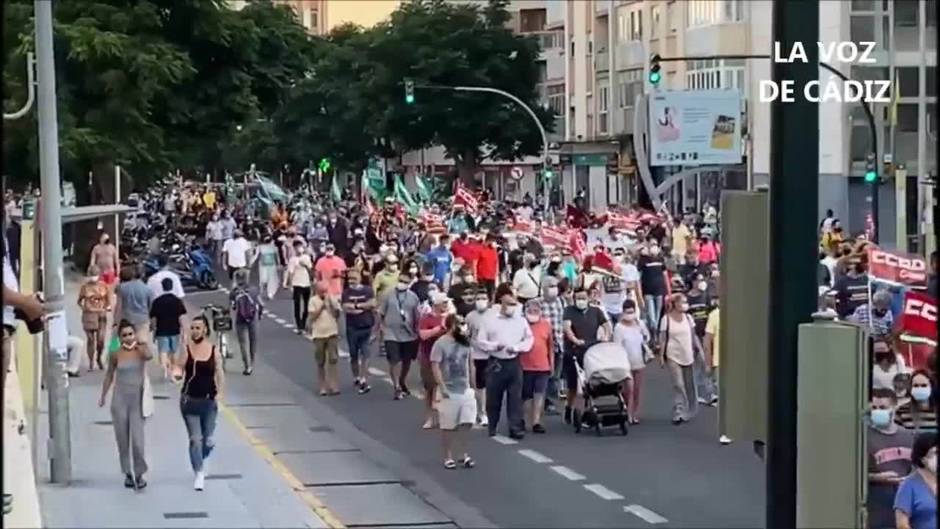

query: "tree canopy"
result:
(2, 0), (553, 190)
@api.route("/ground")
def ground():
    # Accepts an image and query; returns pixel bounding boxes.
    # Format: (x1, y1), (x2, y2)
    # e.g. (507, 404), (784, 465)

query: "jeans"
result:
(292, 286), (311, 330)
(485, 357), (524, 436)
(234, 321), (258, 370)
(181, 397), (218, 473)
(693, 354), (716, 402)
(644, 295), (664, 334)
(346, 326), (372, 364)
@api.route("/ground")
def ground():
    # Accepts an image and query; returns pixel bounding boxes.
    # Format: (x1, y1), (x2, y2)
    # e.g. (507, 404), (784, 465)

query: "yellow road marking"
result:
(219, 403), (346, 529)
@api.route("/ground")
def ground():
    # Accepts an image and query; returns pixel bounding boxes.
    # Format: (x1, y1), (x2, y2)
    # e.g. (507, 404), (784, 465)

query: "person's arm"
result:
(3, 285), (45, 320)
(214, 345), (225, 400)
(98, 352), (117, 407)
(418, 319), (443, 340)
(563, 320), (583, 346)
(599, 315), (613, 342)
(895, 510), (912, 529)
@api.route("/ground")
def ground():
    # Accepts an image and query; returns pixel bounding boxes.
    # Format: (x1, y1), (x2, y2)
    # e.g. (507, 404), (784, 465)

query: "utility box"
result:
(796, 320), (868, 529)
(719, 191), (770, 443)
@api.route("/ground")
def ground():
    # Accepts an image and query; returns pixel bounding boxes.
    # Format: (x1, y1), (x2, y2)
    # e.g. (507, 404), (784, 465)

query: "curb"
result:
(218, 402), (346, 529)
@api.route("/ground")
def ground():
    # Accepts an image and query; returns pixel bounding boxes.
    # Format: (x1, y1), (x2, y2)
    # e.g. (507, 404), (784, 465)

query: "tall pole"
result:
(768, 2), (818, 529)
(35, 0), (71, 483)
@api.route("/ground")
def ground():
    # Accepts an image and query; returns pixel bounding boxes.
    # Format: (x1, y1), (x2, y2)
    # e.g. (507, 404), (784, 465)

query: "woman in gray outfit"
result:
(99, 319), (152, 489)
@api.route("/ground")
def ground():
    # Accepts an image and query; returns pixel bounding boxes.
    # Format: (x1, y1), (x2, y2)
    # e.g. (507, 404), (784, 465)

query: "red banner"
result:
(867, 248), (928, 287)
(899, 290), (938, 343)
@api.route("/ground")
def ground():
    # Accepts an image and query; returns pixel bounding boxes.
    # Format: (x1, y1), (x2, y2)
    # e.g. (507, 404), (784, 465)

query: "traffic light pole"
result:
(412, 84), (551, 214)
(654, 53), (880, 241)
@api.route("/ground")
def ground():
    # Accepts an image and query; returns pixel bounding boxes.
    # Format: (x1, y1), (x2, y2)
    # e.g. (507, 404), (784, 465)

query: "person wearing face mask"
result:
(410, 263), (436, 305)
(418, 294), (451, 429)
(283, 241), (314, 333)
(475, 286), (532, 439)
(448, 266), (478, 316)
(872, 340), (909, 391)
(685, 275), (717, 406)
(430, 313), (477, 469)
(78, 265), (111, 372)
(315, 244), (347, 298)
(659, 293), (704, 425)
(372, 254), (401, 303)
(90, 231), (120, 287)
(99, 320), (153, 490)
(893, 432), (937, 529)
(521, 300), (553, 433)
(205, 214), (225, 262)
(379, 272), (421, 400)
(562, 288), (611, 425)
(613, 300), (650, 424)
(895, 371), (937, 433)
(426, 235), (454, 287)
(671, 216), (694, 266)
(849, 289), (895, 339)
(451, 232), (480, 274)
(255, 234), (280, 300)
(539, 278), (566, 415)
(834, 261), (870, 319)
(172, 316), (225, 491)
(513, 254), (542, 305)
(476, 236), (499, 300)
(466, 289), (492, 426)
(326, 212), (349, 258)
(637, 240), (668, 336)
(867, 388), (916, 529)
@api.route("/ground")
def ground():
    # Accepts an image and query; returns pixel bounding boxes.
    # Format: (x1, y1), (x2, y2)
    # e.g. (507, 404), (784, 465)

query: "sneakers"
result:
(563, 406), (572, 424)
(478, 415), (489, 427)
(357, 383), (372, 395)
(719, 435), (732, 445)
(532, 424), (546, 434)
(422, 418), (435, 430)
(194, 471), (205, 491)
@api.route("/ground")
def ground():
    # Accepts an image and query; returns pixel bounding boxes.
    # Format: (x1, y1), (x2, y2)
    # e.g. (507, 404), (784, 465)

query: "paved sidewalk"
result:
(3, 358), (43, 529)
(34, 273), (329, 528)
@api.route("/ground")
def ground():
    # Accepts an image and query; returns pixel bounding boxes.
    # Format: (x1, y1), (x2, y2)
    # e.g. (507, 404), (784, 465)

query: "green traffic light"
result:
(864, 170), (877, 183)
(649, 71), (661, 84)
(319, 158), (331, 172)
(405, 94), (415, 104)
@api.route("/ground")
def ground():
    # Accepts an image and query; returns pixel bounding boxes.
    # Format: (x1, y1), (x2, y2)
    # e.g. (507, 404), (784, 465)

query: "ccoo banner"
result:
(648, 90), (743, 167)
(899, 290), (937, 343)
(866, 248), (928, 287)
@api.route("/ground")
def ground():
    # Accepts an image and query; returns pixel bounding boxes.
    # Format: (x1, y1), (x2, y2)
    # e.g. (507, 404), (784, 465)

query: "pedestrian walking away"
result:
(150, 277), (188, 377)
(230, 269), (263, 375)
(99, 320), (152, 490)
(172, 316), (224, 491)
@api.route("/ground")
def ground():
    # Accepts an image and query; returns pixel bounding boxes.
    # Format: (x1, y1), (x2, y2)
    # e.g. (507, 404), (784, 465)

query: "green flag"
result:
(331, 174), (342, 202)
(415, 174), (432, 202)
(394, 174), (419, 215)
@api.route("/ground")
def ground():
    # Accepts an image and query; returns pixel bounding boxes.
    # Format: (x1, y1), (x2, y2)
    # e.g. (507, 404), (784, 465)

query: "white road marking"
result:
(338, 351), (349, 358)
(583, 484), (624, 501)
(624, 505), (668, 524)
(490, 435), (518, 445)
(413, 390), (426, 400)
(273, 317), (286, 325)
(368, 367), (388, 377)
(517, 449), (553, 464)
(549, 465), (585, 481)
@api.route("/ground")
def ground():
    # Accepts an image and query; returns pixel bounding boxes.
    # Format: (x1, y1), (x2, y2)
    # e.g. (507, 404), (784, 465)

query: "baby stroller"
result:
(573, 342), (630, 436)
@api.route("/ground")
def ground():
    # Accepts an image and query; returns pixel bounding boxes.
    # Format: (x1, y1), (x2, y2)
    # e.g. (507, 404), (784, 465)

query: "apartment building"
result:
(230, 1), (399, 35)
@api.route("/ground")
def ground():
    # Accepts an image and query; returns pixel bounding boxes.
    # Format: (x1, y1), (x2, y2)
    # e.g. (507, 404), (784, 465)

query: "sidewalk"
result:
(34, 273), (329, 528)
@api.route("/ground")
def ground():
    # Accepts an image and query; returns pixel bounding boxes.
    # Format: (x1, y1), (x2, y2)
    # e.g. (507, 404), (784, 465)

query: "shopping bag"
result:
(141, 372), (154, 419)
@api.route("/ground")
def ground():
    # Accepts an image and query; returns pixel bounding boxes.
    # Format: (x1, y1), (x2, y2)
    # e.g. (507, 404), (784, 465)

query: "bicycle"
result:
(201, 304), (233, 370)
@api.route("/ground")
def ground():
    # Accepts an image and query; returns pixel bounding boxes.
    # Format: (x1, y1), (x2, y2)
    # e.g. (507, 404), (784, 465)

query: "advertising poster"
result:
(648, 90), (743, 167)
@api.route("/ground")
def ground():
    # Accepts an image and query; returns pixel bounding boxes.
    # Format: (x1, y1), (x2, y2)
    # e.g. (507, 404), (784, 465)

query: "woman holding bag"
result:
(172, 316), (224, 491)
(99, 320), (152, 490)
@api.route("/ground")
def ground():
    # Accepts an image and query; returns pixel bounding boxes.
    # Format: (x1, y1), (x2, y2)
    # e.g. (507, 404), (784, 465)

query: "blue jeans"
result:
(644, 295), (664, 334)
(181, 397), (218, 473)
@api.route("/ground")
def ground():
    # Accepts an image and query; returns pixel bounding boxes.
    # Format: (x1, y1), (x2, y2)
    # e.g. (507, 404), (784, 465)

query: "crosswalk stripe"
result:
(490, 435), (518, 445)
(517, 449), (553, 464)
(583, 484), (624, 501)
(623, 505), (668, 524)
(367, 367), (388, 377)
(549, 465), (585, 481)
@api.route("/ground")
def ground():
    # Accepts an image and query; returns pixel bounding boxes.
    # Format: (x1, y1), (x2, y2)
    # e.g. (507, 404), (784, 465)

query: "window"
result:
(309, 8), (319, 31)
(687, 0), (740, 27)
(651, 6), (661, 38)
(896, 67), (919, 98)
(519, 9), (547, 33)
(546, 84), (565, 116)
(629, 10), (643, 40)
(617, 69), (642, 108)
(598, 82), (610, 134)
(897, 104), (918, 133)
(928, 67), (936, 97)
(686, 59), (746, 93)
(850, 16), (875, 44)
(850, 0), (875, 11)
(894, 0), (918, 27)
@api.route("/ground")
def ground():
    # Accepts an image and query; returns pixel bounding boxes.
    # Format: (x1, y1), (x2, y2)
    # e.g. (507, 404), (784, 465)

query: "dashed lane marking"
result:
(623, 505), (668, 524)
(490, 435), (518, 445)
(367, 367), (388, 377)
(517, 449), (553, 464)
(583, 484), (624, 501)
(338, 351), (350, 358)
(549, 465), (585, 481)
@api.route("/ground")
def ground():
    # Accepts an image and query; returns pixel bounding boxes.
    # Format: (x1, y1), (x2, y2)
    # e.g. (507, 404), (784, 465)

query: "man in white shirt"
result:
(222, 230), (253, 283)
(475, 287), (533, 439)
(146, 256), (186, 299)
(205, 215), (225, 262)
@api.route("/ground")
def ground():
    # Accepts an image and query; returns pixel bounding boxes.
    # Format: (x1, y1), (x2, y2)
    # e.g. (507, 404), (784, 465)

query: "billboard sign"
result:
(648, 90), (743, 167)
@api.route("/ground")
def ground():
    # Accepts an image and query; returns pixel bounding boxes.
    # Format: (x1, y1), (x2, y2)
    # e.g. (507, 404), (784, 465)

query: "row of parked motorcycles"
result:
(121, 213), (219, 291)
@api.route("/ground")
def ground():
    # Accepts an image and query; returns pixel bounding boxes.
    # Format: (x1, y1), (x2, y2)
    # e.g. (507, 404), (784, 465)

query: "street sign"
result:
(510, 166), (524, 180)
(573, 154), (608, 166)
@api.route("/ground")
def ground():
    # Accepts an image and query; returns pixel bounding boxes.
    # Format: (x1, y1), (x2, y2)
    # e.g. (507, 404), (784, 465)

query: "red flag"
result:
(607, 211), (640, 231)
(540, 226), (569, 250)
(454, 182), (479, 213)
(568, 228), (586, 259)
(421, 212), (447, 235)
(867, 247), (928, 287)
(899, 290), (937, 343)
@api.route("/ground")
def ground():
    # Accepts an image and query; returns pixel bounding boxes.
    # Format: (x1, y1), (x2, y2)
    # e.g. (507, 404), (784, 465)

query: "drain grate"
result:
(93, 420), (112, 426)
(206, 473), (243, 480)
(309, 425), (334, 432)
(163, 512), (208, 520)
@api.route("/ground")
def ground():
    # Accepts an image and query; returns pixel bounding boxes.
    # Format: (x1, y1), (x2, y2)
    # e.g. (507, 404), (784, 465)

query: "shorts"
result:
(81, 312), (106, 333)
(101, 270), (117, 286)
(472, 359), (488, 389)
(384, 340), (418, 365)
(346, 326), (372, 363)
(155, 334), (181, 355)
(419, 360), (436, 391)
(522, 371), (550, 400)
(437, 388), (477, 430)
(314, 336), (339, 366)
(563, 351), (585, 394)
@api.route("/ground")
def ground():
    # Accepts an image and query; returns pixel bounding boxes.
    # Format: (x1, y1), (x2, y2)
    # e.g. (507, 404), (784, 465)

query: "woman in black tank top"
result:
(172, 316), (223, 491)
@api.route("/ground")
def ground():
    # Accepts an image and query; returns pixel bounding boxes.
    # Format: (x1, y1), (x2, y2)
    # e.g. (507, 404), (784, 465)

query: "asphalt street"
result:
(188, 281), (765, 529)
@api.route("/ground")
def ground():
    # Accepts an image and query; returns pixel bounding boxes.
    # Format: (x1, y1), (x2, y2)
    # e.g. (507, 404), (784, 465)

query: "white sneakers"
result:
(194, 471), (205, 491)
(478, 415), (489, 427)
(719, 435), (732, 445)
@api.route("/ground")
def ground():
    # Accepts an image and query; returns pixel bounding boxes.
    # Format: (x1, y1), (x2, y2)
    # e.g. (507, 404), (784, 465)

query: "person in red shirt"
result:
(521, 300), (554, 433)
(418, 293), (450, 429)
(476, 235), (499, 300)
(450, 232), (480, 272)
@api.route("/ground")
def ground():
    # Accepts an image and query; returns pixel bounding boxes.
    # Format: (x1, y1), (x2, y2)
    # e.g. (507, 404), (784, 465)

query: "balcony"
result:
(528, 30), (564, 52)
(615, 40), (645, 71)
(595, 49), (610, 72)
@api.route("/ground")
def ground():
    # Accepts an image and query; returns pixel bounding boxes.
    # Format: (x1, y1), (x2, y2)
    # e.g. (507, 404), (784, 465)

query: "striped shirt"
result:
(849, 304), (893, 338)
(895, 403), (937, 433)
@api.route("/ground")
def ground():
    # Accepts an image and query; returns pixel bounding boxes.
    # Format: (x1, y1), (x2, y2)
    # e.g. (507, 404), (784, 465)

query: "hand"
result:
(98, 394), (106, 408)
(20, 295), (46, 322)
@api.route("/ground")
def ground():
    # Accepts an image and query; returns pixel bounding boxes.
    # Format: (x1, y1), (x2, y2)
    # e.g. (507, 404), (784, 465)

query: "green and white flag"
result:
(415, 174), (432, 202)
(331, 173), (342, 202)
(394, 174), (419, 215)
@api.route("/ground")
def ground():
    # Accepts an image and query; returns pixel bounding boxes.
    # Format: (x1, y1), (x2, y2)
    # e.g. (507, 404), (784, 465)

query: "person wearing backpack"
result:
(229, 270), (262, 376)
(658, 293), (705, 425)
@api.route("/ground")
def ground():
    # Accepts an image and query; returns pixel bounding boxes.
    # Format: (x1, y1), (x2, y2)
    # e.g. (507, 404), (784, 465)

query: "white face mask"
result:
(526, 314), (540, 323)
(547, 287), (559, 298)
(678, 303), (690, 312)
(575, 299), (588, 310)
(623, 312), (637, 322)
(697, 281), (708, 291)
(475, 300), (488, 311)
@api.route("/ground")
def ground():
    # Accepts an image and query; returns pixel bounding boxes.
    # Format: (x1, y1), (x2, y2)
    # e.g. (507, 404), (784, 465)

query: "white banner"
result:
(648, 90), (743, 167)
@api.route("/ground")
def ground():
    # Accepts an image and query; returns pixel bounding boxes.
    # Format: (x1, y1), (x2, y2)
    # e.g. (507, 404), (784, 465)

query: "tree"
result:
(363, 0), (554, 181)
